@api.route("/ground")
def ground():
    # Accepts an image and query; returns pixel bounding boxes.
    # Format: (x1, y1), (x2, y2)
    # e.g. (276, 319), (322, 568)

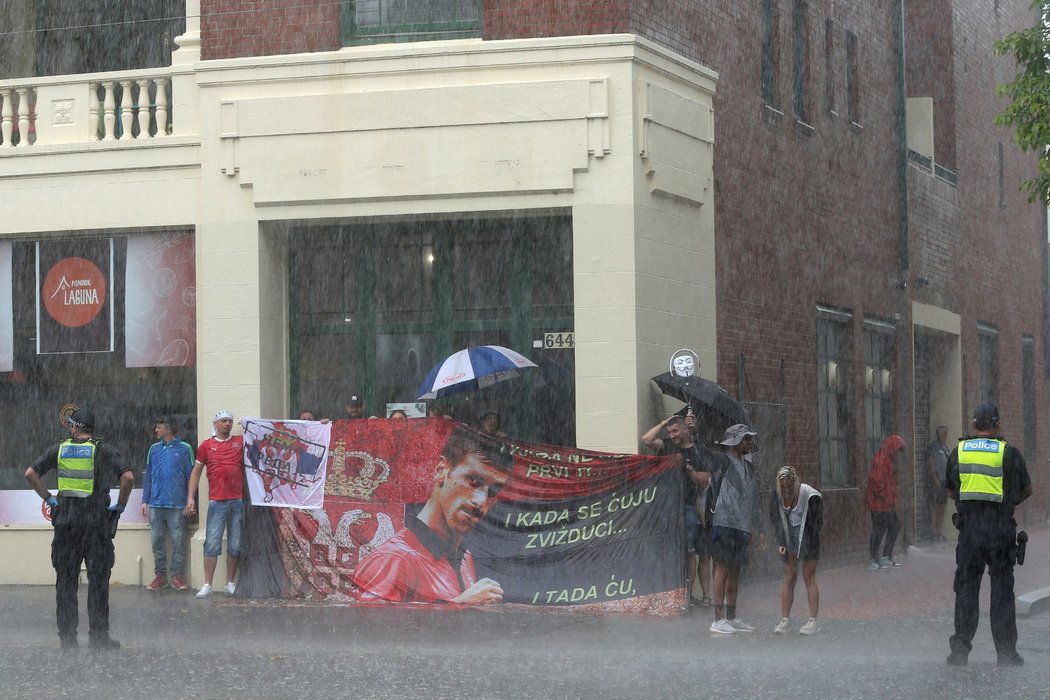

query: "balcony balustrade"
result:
(0, 71), (173, 148)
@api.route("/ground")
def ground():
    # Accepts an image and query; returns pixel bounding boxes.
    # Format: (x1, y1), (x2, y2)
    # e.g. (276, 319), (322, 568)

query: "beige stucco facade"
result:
(0, 32), (717, 585)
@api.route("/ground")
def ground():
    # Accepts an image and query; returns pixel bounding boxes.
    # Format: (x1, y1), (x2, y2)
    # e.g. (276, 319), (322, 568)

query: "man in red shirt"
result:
(353, 426), (512, 604)
(185, 410), (245, 598)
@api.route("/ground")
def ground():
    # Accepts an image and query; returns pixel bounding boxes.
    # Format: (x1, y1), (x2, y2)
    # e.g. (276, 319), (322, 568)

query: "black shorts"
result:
(695, 524), (712, 557)
(710, 530), (749, 568)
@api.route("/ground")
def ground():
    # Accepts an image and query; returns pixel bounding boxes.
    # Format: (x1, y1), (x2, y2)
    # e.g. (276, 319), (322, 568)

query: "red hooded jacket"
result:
(864, 434), (906, 512)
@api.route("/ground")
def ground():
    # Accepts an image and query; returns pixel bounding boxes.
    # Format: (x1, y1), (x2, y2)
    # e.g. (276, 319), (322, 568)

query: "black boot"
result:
(997, 651), (1024, 666)
(88, 633), (120, 650)
(59, 635), (79, 651)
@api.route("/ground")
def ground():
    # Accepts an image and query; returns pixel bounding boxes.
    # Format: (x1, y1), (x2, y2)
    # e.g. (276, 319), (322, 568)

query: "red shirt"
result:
(352, 515), (477, 603)
(195, 436), (245, 500)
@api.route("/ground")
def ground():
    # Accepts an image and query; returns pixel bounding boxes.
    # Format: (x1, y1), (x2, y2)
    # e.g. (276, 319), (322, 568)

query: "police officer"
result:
(945, 403), (1032, 666)
(24, 408), (133, 650)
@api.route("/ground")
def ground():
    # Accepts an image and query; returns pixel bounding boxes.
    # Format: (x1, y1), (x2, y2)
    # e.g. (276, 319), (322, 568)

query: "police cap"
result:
(68, 407), (95, 430)
(972, 403), (1000, 427)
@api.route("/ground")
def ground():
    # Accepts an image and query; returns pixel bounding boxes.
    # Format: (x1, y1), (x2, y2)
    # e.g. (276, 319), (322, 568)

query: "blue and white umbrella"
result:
(416, 345), (538, 400)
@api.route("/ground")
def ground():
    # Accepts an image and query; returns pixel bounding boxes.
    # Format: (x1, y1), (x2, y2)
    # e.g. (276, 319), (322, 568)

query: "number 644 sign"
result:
(543, 332), (575, 349)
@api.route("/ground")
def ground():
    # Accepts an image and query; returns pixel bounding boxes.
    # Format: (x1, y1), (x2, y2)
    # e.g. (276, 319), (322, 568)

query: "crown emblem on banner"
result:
(325, 441), (391, 500)
(269, 429), (297, 449)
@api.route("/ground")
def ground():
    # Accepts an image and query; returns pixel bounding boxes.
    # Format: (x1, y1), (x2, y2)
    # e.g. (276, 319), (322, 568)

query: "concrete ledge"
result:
(1016, 587), (1050, 617)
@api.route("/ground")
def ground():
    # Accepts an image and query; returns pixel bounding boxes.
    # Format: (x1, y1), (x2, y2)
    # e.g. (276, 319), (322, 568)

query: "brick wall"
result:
(950, 0), (1046, 521)
(194, 0), (1049, 542)
(482, 0), (630, 39)
(201, 0), (341, 60)
(617, 2), (908, 557)
(908, 165), (961, 312)
(905, 0), (958, 171)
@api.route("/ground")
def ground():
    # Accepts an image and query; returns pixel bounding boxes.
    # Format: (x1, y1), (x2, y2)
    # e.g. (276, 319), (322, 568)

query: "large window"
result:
(1022, 336), (1036, 461)
(343, 0), (481, 45)
(816, 308), (851, 486)
(288, 215), (575, 445)
(845, 31), (859, 124)
(863, 320), (896, 465)
(792, 0), (809, 122)
(761, 0), (780, 109)
(824, 19), (835, 115)
(977, 323), (999, 406)
(0, 235), (196, 490)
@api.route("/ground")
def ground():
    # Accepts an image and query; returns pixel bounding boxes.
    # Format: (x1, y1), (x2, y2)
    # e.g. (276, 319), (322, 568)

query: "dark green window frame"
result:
(792, 0), (808, 122)
(342, 0), (482, 46)
(977, 323), (999, 407)
(862, 320), (895, 467)
(1022, 336), (1036, 467)
(824, 18), (835, 115)
(761, 0), (779, 109)
(816, 307), (851, 488)
(846, 30), (859, 123)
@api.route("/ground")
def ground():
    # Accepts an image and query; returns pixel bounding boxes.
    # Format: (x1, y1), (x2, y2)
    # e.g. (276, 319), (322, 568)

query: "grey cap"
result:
(719, 423), (757, 446)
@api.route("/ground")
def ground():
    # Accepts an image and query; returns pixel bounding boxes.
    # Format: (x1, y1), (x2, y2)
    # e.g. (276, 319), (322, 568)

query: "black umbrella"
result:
(651, 371), (751, 434)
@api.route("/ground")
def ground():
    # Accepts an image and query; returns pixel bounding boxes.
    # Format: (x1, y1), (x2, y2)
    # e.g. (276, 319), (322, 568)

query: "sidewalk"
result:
(739, 521), (1050, 621)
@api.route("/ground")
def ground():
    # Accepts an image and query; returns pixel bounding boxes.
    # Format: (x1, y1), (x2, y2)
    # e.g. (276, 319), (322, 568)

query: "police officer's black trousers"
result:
(949, 524), (1017, 656)
(52, 523), (115, 639)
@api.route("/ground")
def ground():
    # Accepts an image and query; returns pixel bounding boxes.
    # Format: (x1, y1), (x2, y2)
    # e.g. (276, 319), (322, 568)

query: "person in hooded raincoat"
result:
(864, 435), (907, 570)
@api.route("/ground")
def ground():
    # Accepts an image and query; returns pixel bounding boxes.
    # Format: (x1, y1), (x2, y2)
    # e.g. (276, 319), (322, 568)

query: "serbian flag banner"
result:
(242, 418), (331, 509)
(36, 238), (114, 354)
(267, 418), (686, 615)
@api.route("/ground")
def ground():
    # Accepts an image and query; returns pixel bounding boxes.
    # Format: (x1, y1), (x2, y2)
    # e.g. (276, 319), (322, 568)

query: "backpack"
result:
(705, 456), (745, 527)
(704, 462), (725, 528)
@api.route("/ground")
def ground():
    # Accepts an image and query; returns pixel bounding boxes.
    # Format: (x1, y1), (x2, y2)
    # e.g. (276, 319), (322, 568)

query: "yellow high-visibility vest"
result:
(957, 437), (1005, 503)
(57, 440), (96, 498)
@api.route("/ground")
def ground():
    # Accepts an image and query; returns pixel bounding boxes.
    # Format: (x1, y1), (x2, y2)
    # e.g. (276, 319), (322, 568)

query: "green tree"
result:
(994, 0), (1050, 205)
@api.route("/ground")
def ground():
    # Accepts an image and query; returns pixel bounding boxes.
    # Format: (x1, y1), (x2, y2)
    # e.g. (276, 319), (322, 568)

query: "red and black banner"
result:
(36, 238), (114, 354)
(271, 418), (686, 615)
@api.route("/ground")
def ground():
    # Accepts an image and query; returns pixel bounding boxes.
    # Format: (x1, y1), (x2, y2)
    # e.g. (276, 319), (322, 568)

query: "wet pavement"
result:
(2, 525), (1049, 699)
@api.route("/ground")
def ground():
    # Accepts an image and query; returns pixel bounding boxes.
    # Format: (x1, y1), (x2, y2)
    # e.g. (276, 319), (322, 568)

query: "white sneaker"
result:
(773, 617), (790, 634)
(799, 617), (820, 635)
(727, 617), (756, 632)
(709, 619), (737, 634)
(224, 581), (237, 596)
(195, 583), (212, 599)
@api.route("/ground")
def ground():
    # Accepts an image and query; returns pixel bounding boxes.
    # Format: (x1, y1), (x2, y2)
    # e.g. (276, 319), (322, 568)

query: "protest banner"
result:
(268, 418), (685, 614)
(242, 418), (332, 509)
